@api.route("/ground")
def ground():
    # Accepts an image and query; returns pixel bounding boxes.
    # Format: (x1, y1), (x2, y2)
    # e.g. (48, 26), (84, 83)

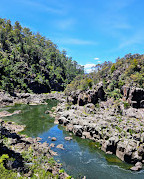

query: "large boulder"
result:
(68, 86), (106, 106)
(101, 136), (119, 154)
(128, 88), (144, 108)
(73, 125), (83, 137)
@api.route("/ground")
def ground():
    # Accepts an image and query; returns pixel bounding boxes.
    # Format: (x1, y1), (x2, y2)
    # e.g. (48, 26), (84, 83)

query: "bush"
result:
(111, 64), (116, 73)
(123, 102), (130, 109)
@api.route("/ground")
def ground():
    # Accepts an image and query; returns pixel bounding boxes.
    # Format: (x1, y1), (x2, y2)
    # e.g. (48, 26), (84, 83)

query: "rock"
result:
(51, 137), (57, 141)
(130, 162), (142, 171)
(56, 144), (64, 150)
(66, 124), (74, 132)
(49, 150), (58, 156)
(64, 137), (72, 141)
(116, 140), (127, 162)
(85, 103), (95, 114)
(54, 120), (59, 124)
(50, 143), (55, 148)
(2, 97), (13, 103)
(82, 132), (91, 139)
(101, 137), (119, 154)
(45, 110), (50, 114)
(13, 110), (21, 115)
(67, 86), (105, 106)
(36, 137), (42, 141)
(140, 100), (144, 108)
(138, 145), (144, 156)
(128, 88), (144, 108)
(121, 86), (130, 99)
(16, 93), (30, 98)
(73, 125), (83, 137)
(131, 151), (142, 163)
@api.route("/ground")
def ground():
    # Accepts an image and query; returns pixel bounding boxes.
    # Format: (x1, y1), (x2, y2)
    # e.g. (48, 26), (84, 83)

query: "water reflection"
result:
(2, 102), (144, 179)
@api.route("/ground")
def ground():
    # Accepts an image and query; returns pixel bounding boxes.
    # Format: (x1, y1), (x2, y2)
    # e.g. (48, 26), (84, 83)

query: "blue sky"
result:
(0, 0), (144, 72)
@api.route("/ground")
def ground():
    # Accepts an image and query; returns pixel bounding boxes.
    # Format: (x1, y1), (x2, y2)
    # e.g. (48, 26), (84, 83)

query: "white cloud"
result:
(84, 63), (95, 73)
(94, 57), (99, 60)
(84, 63), (95, 68)
(85, 68), (93, 73)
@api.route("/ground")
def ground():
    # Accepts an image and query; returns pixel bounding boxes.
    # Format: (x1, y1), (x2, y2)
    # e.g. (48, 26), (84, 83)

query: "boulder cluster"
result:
(55, 86), (144, 171)
(0, 119), (69, 178)
(0, 91), (65, 107)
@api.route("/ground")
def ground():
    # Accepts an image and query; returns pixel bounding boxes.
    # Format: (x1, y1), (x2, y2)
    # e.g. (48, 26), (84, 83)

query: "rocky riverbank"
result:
(0, 92), (71, 179)
(54, 94), (144, 171)
(0, 91), (65, 107)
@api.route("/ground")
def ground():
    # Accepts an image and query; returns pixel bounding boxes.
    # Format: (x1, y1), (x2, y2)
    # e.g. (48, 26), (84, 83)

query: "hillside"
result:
(0, 18), (84, 94)
(65, 53), (144, 100)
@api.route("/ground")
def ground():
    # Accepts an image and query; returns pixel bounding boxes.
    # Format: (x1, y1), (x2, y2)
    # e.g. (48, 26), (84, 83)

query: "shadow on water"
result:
(1, 99), (58, 137)
(1, 100), (144, 179)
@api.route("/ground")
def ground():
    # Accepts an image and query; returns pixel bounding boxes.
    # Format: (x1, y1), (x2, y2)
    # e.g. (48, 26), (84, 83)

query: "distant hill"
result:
(0, 18), (84, 93)
(65, 53), (144, 99)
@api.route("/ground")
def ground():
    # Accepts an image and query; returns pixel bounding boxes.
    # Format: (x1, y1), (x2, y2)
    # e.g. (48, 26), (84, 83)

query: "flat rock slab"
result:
(64, 137), (72, 141)
(0, 110), (21, 118)
(56, 144), (64, 150)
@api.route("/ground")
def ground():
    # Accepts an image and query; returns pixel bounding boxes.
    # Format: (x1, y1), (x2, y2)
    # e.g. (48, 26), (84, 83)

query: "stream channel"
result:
(1, 100), (144, 179)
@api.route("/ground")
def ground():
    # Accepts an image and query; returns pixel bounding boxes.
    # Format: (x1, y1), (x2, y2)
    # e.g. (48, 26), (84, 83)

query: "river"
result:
(1, 100), (144, 179)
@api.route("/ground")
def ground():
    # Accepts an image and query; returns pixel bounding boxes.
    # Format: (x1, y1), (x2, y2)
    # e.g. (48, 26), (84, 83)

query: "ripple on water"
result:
(2, 103), (144, 179)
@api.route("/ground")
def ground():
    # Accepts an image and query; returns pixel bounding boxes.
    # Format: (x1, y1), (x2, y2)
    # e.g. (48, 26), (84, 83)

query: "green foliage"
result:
(111, 64), (116, 73)
(59, 169), (65, 173)
(128, 128), (135, 135)
(0, 154), (9, 164)
(79, 78), (93, 91)
(66, 176), (72, 179)
(0, 18), (84, 93)
(123, 102), (130, 109)
(115, 126), (122, 133)
(65, 53), (144, 102)
(108, 89), (122, 100)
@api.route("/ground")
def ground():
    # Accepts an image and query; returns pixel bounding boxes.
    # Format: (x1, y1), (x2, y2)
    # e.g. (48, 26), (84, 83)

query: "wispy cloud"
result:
(16, 0), (64, 14)
(55, 18), (76, 30)
(60, 38), (97, 45)
(94, 58), (101, 63)
(119, 30), (144, 49)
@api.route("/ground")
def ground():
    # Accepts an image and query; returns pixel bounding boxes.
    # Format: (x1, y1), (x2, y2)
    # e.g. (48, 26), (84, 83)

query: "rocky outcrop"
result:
(122, 87), (144, 108)
(0, 91), (66, 107)
(54, 100), (144, 169)
(0, 120), (70, 178)
(67, 86), (106, 106)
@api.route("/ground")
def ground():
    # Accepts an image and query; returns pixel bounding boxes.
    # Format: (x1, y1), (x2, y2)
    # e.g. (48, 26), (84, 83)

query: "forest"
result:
(0, 18), (84, 94)
(65, 53), (144, 99)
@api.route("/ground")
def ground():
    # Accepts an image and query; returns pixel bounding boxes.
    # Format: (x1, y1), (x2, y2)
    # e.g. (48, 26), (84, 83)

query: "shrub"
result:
(111, 64), (116, 73)
(123, 102), (130, 109)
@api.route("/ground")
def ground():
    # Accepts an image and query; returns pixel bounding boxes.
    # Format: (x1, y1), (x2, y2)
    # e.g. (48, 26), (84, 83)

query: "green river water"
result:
(1, 100), (144, 179)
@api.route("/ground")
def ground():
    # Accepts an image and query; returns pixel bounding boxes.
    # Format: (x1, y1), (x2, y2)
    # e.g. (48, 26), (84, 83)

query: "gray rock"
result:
(73, 125), (83, 137)
(64, 137), (72, 141)
(56, 144), (64, 150)
(51, 137), (57, 141)
(130, 162), (142, 171)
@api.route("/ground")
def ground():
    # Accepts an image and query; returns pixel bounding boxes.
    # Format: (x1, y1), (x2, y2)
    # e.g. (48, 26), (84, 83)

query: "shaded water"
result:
(1, 101), (144, 179)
